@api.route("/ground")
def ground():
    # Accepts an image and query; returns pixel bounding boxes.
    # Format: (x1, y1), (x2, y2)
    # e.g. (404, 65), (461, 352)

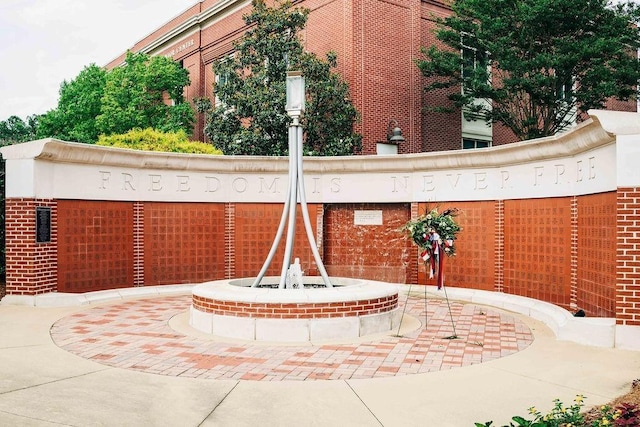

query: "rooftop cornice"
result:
(139, 0), (250, 58)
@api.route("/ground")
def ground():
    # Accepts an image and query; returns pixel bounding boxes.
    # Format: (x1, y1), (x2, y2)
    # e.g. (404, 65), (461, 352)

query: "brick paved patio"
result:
(50, 294), (533, 381)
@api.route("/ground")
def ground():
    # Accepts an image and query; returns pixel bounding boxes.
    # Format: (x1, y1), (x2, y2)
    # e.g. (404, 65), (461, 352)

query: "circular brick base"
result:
(191, 277), (400, 342)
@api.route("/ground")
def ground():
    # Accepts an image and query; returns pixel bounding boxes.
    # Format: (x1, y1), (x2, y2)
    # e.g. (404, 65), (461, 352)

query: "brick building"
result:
(107, 0), (639, 154)
(102, 0), (539, 154)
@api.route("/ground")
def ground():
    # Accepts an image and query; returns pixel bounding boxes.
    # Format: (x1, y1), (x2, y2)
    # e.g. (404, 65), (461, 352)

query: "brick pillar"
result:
(570, 196), (578, 310)
(133, 202), (144, 287)
(5, 198), (57, 295)
(225, 202), (235, 279)
(616, 188), (640, 326)
(494, 200), (504, 292)
(407, 202), (420, 285)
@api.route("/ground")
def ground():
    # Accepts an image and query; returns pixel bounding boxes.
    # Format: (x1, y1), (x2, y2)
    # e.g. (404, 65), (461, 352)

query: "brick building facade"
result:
(104, 0), (541, 154)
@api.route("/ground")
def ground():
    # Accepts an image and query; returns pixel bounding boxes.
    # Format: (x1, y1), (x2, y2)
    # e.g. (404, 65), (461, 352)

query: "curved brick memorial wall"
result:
(2, 110), (640, 349)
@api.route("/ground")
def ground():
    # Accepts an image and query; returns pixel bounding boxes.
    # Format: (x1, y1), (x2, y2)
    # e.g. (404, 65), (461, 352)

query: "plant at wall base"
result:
(475, 395), (640, 427)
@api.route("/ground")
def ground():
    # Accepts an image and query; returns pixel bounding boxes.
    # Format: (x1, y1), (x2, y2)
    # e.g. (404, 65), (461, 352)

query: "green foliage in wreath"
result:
(401, 207), (462, 256)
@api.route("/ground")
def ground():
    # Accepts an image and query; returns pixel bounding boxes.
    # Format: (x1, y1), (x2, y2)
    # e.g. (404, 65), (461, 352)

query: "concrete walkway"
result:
(1, 291), (639, 427)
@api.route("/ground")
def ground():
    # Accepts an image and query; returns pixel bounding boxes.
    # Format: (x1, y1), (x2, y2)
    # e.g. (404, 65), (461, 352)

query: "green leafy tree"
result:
(417, 0), (640, 140)
(97, 51), (194, 136)
(0, 115), (38, 145)
(198, 0), (361, 156)
(37, 64), (106, 143)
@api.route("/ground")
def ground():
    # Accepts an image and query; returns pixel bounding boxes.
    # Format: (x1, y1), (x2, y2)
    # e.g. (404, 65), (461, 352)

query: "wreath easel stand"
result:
(396, 250), (458, 339)
(397, 207), (461, 339)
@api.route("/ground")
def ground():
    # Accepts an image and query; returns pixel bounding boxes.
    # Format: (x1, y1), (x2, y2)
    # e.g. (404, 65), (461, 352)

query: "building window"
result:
(554, 73), (577, 133)
(462, 46), (488, 82)
(556, 74), (573, 101)
(461, 34), (489, 86)
(213, 53), (237, 109)
(461, 35), (492, 147)
(462, 138), (491, 149)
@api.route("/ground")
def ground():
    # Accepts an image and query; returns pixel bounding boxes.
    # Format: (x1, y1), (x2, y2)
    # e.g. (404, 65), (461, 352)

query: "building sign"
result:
(354, 210), (383, 225)
(164, 39), (195, 58)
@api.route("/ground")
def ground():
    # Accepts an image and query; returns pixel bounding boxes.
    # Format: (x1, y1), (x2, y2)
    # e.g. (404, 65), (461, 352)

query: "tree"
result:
(198, 0), (361, 156)
(37, 64), (106, 143)
(0, 115), (38, 145)
(417, 0), (640, 141)
(96, 51), (194, 136)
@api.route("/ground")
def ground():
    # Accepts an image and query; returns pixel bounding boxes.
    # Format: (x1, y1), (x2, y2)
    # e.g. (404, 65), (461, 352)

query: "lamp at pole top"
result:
(285, 71), (305, 116)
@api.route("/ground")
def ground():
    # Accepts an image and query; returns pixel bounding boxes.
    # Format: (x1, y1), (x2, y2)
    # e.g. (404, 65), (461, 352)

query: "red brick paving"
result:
(50, 294), (533, 381)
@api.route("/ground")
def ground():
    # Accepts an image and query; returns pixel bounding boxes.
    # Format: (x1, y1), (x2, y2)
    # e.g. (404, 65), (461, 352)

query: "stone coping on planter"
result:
(194, 277), (398, 304)
(2, 282), (637, 350)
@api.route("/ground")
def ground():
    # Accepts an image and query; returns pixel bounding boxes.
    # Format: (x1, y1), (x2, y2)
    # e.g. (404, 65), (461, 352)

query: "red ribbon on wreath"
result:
(419, 229), (452, 290)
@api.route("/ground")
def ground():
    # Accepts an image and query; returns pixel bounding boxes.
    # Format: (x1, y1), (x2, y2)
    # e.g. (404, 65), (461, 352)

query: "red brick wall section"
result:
(57, 200), (133, 293)
(503, 198), (572, 308)
(4, 195), (632, 321)
(144, 202), (226, 286)
(323, 203), (412, 283)
(5, 199), (57, 295)
(420, 7), (463, 152)
(192, 293), (398, 319)
(355, 1), (412, 153)
(304, 0), (348, 73)
(576, 192), (617, 317)
(617, 188), (640, 325)
(415, 201), (496, 290)
(233, 203), (320, 278)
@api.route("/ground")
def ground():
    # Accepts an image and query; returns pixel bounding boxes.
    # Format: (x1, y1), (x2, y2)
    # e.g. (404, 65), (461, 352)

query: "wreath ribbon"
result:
(421, 240), (451, 290)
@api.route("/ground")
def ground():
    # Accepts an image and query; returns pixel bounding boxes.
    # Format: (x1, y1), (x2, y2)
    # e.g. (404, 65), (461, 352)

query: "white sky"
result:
(0, 0), (197, 121)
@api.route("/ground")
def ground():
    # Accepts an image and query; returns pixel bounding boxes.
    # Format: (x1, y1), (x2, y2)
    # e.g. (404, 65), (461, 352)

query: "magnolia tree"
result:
(197, 0), (361, 156)
(417, 0), (640, 140)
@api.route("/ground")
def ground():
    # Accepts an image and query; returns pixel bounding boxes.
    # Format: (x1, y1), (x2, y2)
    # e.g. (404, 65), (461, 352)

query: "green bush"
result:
(96, 128), (223, 155)
(475, 395), (639, 427)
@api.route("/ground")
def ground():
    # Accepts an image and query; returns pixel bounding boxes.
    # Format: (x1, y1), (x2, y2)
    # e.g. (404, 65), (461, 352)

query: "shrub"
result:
(96, 128), (222, 155)
(475, 395), (639, 427)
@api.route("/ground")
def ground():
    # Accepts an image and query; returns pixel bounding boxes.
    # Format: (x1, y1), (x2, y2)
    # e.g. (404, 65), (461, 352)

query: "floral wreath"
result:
(401, 207), (462, 289)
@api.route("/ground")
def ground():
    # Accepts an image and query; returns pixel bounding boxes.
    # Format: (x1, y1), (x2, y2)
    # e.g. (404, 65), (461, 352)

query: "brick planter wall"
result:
(192, 293), (398, 319)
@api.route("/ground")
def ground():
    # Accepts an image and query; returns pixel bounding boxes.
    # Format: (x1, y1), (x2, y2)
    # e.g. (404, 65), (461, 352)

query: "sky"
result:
(0, 0), (197, 121)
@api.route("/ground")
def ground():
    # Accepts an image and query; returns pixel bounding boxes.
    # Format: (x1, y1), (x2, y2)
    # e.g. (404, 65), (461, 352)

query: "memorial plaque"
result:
(36, 206), (51, 243)
(353, 210), (383, 225)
